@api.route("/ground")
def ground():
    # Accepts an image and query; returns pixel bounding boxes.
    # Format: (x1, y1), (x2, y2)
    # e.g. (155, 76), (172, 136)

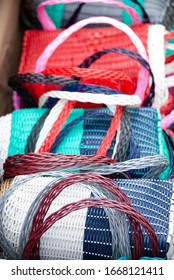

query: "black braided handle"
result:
(114, 109), (131, 162)
(64, 1), (150, 26)
(79, 47), (155, 107)
(25, 109), (51, 153)
(131, 0), (150, 23)
(64, 3), (85, 28)
(8, 73), (79, 107)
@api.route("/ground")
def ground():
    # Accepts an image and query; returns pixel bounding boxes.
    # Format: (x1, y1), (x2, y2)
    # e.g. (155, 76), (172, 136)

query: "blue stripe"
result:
(82, 114), (113, 259)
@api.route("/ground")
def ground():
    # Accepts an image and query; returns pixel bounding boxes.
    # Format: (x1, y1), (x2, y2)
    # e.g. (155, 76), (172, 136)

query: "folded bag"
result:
(0, 158), (173, 260)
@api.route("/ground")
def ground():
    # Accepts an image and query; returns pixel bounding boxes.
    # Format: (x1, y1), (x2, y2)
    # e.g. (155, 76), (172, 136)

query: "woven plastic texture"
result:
(22, 0), (141, 29)
(19, 25), (149, 94)
(21, 0), (174, 29)
(17, 24), (166, 109)
(62, 0), (174, 28)
(0, 176), (173, 259)
(0, 179), (13, 197)
(144, 0), (174, 28)
(9, 68), (132, 107)
(0, 107), (170, 179)
(162, 0), (174, 29)
(22, 0), (64, 29)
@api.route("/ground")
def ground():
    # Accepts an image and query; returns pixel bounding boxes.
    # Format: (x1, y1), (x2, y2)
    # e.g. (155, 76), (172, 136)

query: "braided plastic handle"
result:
(37, 0), (142, 30)
(35, 17), (149, 104)
(3, 153), (116, 178)
(21, 173), (158, 260)
(39, 89), (141, 107)
(79, 48), (155, 104)
(23, 198), (159, 260)
(35, 18), (148, 102)
(3, 153), (168, 179)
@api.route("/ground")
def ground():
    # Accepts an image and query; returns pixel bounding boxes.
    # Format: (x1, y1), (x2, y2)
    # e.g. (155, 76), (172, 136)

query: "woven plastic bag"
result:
(0, 107), (171, 179)
(14, 11), (148, 107)
(21, 0), (174, 29)
(0, 168), (173, 259)
(10, 47), (155, 108)
(16, 15), (168, 109)
(21, 0), (145, 29)
(38, 0), (174, 29)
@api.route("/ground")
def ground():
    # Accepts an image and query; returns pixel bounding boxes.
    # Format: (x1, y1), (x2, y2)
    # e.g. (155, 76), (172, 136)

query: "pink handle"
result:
(37, 0), (142, 30)
(162, 110), (174, 129)
(35, 16), (149, 103)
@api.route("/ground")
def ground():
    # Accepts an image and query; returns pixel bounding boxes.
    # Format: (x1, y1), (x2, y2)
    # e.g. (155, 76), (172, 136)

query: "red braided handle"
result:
(3, 153), (116, 178)
(22, 173), (159, 260)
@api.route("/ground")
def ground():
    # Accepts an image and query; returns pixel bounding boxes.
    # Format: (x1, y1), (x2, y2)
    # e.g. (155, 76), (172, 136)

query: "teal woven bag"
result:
(0, 107), (171, 179)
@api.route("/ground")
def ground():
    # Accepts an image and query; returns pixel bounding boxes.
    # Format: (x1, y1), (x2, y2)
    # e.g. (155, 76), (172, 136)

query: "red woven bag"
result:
(18, 23), (167, 110)
(19, 25), (149, 95)
(16, 0), (168, 110)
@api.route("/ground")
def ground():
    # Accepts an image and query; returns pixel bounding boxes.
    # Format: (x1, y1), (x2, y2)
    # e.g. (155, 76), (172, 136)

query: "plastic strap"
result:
(131, 0), (150, 23)
(39, 90), (141, 108)
(113, 109), (131, 162)
(25, 110), (51, 153)
(96, 106), (122, 156)
(79, 47), (155, 106)
(3, 153), (116, 178)
(64, 3), (85, 28)
(9, 73), (80, 104)
(21, 173), (158, 260)
(37, 101), (75, 153)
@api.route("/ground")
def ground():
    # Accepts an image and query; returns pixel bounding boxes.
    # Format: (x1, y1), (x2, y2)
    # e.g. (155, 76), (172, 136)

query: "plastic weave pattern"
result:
(0, 175), (173, 259)
(0, 107), (171, 179)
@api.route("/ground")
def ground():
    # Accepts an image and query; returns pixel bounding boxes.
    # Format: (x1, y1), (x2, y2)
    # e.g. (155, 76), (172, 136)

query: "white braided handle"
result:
(35, 16), (149, 103)
(39, 90), (141, 108)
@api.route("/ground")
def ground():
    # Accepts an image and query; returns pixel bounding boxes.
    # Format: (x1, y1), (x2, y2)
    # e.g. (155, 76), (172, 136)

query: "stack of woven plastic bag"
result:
(0, 0), (174, 260)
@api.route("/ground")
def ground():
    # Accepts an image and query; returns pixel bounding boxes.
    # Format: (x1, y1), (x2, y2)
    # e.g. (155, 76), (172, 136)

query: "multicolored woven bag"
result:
(9, 47), (155, 108)
(21, 0), (143, 29)
(21, 0), (174, 29)
(1, 0), (174, 262)
(0, 160), (173, 259)
(0, 107), (172, 179)
(16, 15), (168, 110)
